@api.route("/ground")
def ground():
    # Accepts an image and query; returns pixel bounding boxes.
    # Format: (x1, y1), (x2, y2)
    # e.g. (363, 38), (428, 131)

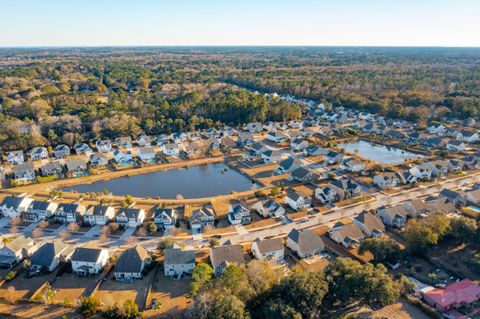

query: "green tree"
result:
(191, 263), (214, 296)
(359, 237), (402, 265)
(79, 296), (100, 318)
(448, 216), (478, 243)
(404, 219), (439, 255)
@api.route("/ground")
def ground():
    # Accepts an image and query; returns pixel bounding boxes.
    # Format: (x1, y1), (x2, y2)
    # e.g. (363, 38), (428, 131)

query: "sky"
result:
(1, 0), (479, 47)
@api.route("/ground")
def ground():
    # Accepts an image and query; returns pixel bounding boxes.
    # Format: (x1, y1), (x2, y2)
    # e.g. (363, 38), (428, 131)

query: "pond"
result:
(62, 164), (257, 199)
(339, 140), (424, 165)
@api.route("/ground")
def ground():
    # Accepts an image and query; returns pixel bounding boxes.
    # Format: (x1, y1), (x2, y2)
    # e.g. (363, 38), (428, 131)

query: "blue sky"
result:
(1, 0), (479, 47)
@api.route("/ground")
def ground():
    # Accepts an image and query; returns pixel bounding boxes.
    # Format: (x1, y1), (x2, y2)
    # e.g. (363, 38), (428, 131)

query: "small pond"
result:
(339, 140), (424, 164)
(62, 164), (256, 199)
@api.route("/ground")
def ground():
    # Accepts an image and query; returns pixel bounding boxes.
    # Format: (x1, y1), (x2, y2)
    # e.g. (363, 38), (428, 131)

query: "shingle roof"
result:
(71, 247), (105, 263)
(253, 238), (284, 254)
(287, 229), (324, 255)
(30, 240), (70, 267)
(210, 245), (245, 268)
(114, 246), (149, 273)
(164, 248), (195, 265)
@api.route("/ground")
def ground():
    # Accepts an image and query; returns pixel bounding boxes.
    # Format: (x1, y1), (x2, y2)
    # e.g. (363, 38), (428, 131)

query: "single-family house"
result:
(84, 205), (115, 226)
(190, 205), (215, 234)
(438, 188), (467, 206)
(286, 229), (325, 258)
(373, 172), (401, 190)
(0, 235), (37, 268)
(65, 159), (88, 177)
(115, 208), (145, 228)
(267, 131), (288, 144)
(210, 244), (245, 275)
(341, 158), (366, 173)
(71, 247), (109, 276)
(90, 153), (108, 167)
(328, 221), (365, 248)
(164, 247), (196, 278)
(74, 143), (93, 156)
(137, 146), (156, 162)
(95, 139), (113, 153)
(136, 135), (151, 147)
(113, 150), (133, 166)
(0, 196), (33, 218)
(153, 208), (177, 229)
(114, 245), (151, 281)
(25, 200), (58, 221)
(423, 279), (480, 312)
(54, 203), (86, 223)
(329, 178), (362, 200)
(251, 199), (285, 218)
(40, 161), (63, 177)
(227, 201), (251, 225)
(115, 136), (133, 149)
(275, 157), (303, 174)
(28, 147), (49, 161)
(12, 162), (35, 182)
(246, 122), (263, 133)
(251, 238), (284, 262)
(285, 189), (311, 211)
(30, 240), (73, 272)
(6, 151), (24, 164)
(162, 143), (180, 158)
(261, 150), (283, 164)
(353, 211), (385, 237)
(53, 145), (70, 159)
(377, 205), (408, 228)
(325, 151), (344, 165)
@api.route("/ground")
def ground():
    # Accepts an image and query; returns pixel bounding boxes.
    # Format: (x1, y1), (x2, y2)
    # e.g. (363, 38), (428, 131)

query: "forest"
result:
(0, 47), (479, 151)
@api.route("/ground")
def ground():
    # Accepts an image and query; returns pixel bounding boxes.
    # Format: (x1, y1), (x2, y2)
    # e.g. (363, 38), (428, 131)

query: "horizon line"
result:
(1, 45), (480, 49)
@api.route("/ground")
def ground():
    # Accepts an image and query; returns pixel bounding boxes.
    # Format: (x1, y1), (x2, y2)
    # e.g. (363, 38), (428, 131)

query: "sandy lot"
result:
(51, 272), (98, 302)
(145, 273), (192, 318)
(0, 269), (58, 301)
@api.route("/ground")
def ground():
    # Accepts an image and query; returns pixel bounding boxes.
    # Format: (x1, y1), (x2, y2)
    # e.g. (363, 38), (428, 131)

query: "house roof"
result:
(115, 245), (150, 273)
(253, 238), (284, 254)
(354, 211), (385, 233)
(0, 196), (29, 209)
(71, 247), (105, 263)
(117, 208), (143, 219)
(2, 235), (34, 254)
(330, 222), (364, 242)
(88, 205), (113, 217)
(210, 245), (245, 268)
(30, 200), (55, 211)
(287, 229), (324, 255)
(30, 240), (70, 267)
(424, 279), (480, 308)
(164, 248), (195, 265)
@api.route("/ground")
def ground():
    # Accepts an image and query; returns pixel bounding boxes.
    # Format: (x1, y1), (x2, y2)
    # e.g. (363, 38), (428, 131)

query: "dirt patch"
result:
(0, 268), (58, 301)
(145, 274), (192, 318)
(51, 272), (98, 302)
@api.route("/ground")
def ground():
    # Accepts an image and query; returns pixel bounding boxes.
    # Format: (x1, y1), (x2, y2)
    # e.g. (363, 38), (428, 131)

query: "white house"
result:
(30, 240), (73, 272)
(24, 200), (58, 221)
(251, 238), (284, 262)
(137, 146), (156, 162)
(54, 203), (86, 223)
(0, 235), (37, 268)
(162, 143), (180, 158)
(189, 206), (215, 234)
(153, 208), (177, 230)
(341, 158), (366, 173)
(286, 229), (325, 258)
(115, 208), (145, 228)
(84, 205), (115, 226)
(71, 247), (109, 276)
(227, 201), (251, 225)
(251, 199), (285, 218)
(353, 211), (385, 237)
(28, 147), (49, 161)
(328, 221), (365, 248)
(114, 245), (151, 281)
(285, 189), (311, 211)
(210, 244), (245, 275)
(164, 247), (196, 278)
(113, 150), (133, 166)
(377, 205), (408, 228)
(0, 196), (33, 218)
(95, 139), (113, 153)
(6, 151), (24, 164)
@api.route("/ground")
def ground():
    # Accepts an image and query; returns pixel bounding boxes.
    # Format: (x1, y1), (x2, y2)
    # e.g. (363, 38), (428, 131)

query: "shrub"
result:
(4, 271), (17, 282)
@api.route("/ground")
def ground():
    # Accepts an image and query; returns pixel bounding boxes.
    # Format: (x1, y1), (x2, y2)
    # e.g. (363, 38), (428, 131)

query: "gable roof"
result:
(253, 238), (284, 254)
(30, 240), (70, 267)
(71, 247), (105, 263)
(210, 245), (245, 268)
(164, 248), (195, 265)
(287, 229), (324, 255)
(115, 245), (150, 274)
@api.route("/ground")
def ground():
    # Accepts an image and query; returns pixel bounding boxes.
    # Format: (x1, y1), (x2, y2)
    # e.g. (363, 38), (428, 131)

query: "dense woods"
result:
(1, 47), (480, 151)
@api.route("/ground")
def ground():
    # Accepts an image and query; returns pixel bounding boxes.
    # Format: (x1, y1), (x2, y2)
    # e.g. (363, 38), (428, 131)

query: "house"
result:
(403, 199), (429, 218)
(377, 205), (408, 228)
(71, 247), (109, 276)
(90, 153), (108, 167)
(137, 146), (156, 162)
(136, 135), (151, 147)
(304, 145), (327, 157)
(457, 130), (479, 143)
(267, 131), (288, 143)
(251, 199), (285, 218)
(373, 172), (401, 190)
(447, 140), (466, 152)
(0, 196), (33, 218)
(328, 221), (365, 248)
(288, 120), (304, 129)
(153, 208), (177, 229)
(190, 205), (215, 234)
(164, 247), (196, 278)
(114, 245), (151, 281)
(53, 145), (70, 159)
(385, 130), (407, 140)
(115, 136), (133, 149)
(30, 240), (73, 272)
(0, 235), (37, 268)
(290, 138), (309, 151)
(244, 142), (268, 160)
(341, 158), (366, 173)
(65, 159), (88, 177)
(115, 208), (145, 228)
(325, 151), (344, 165)
(25, 200), (58, 221)
(466, 189), (480, 206)
(40, 161), (63, 177)
(286, 229), (325, 258)
(6, 151), (24, 164)
(438, 188), (467, 206)
(95, 139), (113, 153)
(237, 132), (255, 147)
(427, 124), (446, 135)
(353, 211), (385, 237)
(315, 186), (338, 204)
(246, 122), (263, 133)
(288, 167), (319, 183)
(261, 150), (283, 164)
(210, 244), (245, 275)
(84, 205), (115, 226)
(54, 203), (86, 223)
(220, 136), (237, 150)
(329, 178), (362, 200)
(156, 134), (170, 146)
(275, 157), (303, 174)
(227, 201), (252, 225)
(113, 150), (133, 166)
(423, 279), (480, 312)
(74, 143), (93, 156)
(162, 143), (180, 158)
(251, 238), (284, 262)
(171, 132), (187, 144)
(0, 167), (5, 181)
(285, 189), (311, 210)
(12, 162), (36, 182)
(28, 147), (49, 161)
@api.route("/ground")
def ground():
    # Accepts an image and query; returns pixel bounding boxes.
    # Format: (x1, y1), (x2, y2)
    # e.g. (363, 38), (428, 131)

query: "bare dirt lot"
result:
(51, 272), (98, 302)
(145, 273), (192, 318)
(94, 267), (155, 311)
(0, 268), (58, 301)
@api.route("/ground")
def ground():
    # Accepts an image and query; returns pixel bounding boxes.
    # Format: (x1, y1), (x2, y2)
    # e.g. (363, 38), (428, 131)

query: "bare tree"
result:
(32, 228), (43, 238)
(99, 226), (110, 243)
(67, 223), (80, 234)
(39, 219), (49, 229)
(4, 286), (19, 305)
(59, 230), (70, 240)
